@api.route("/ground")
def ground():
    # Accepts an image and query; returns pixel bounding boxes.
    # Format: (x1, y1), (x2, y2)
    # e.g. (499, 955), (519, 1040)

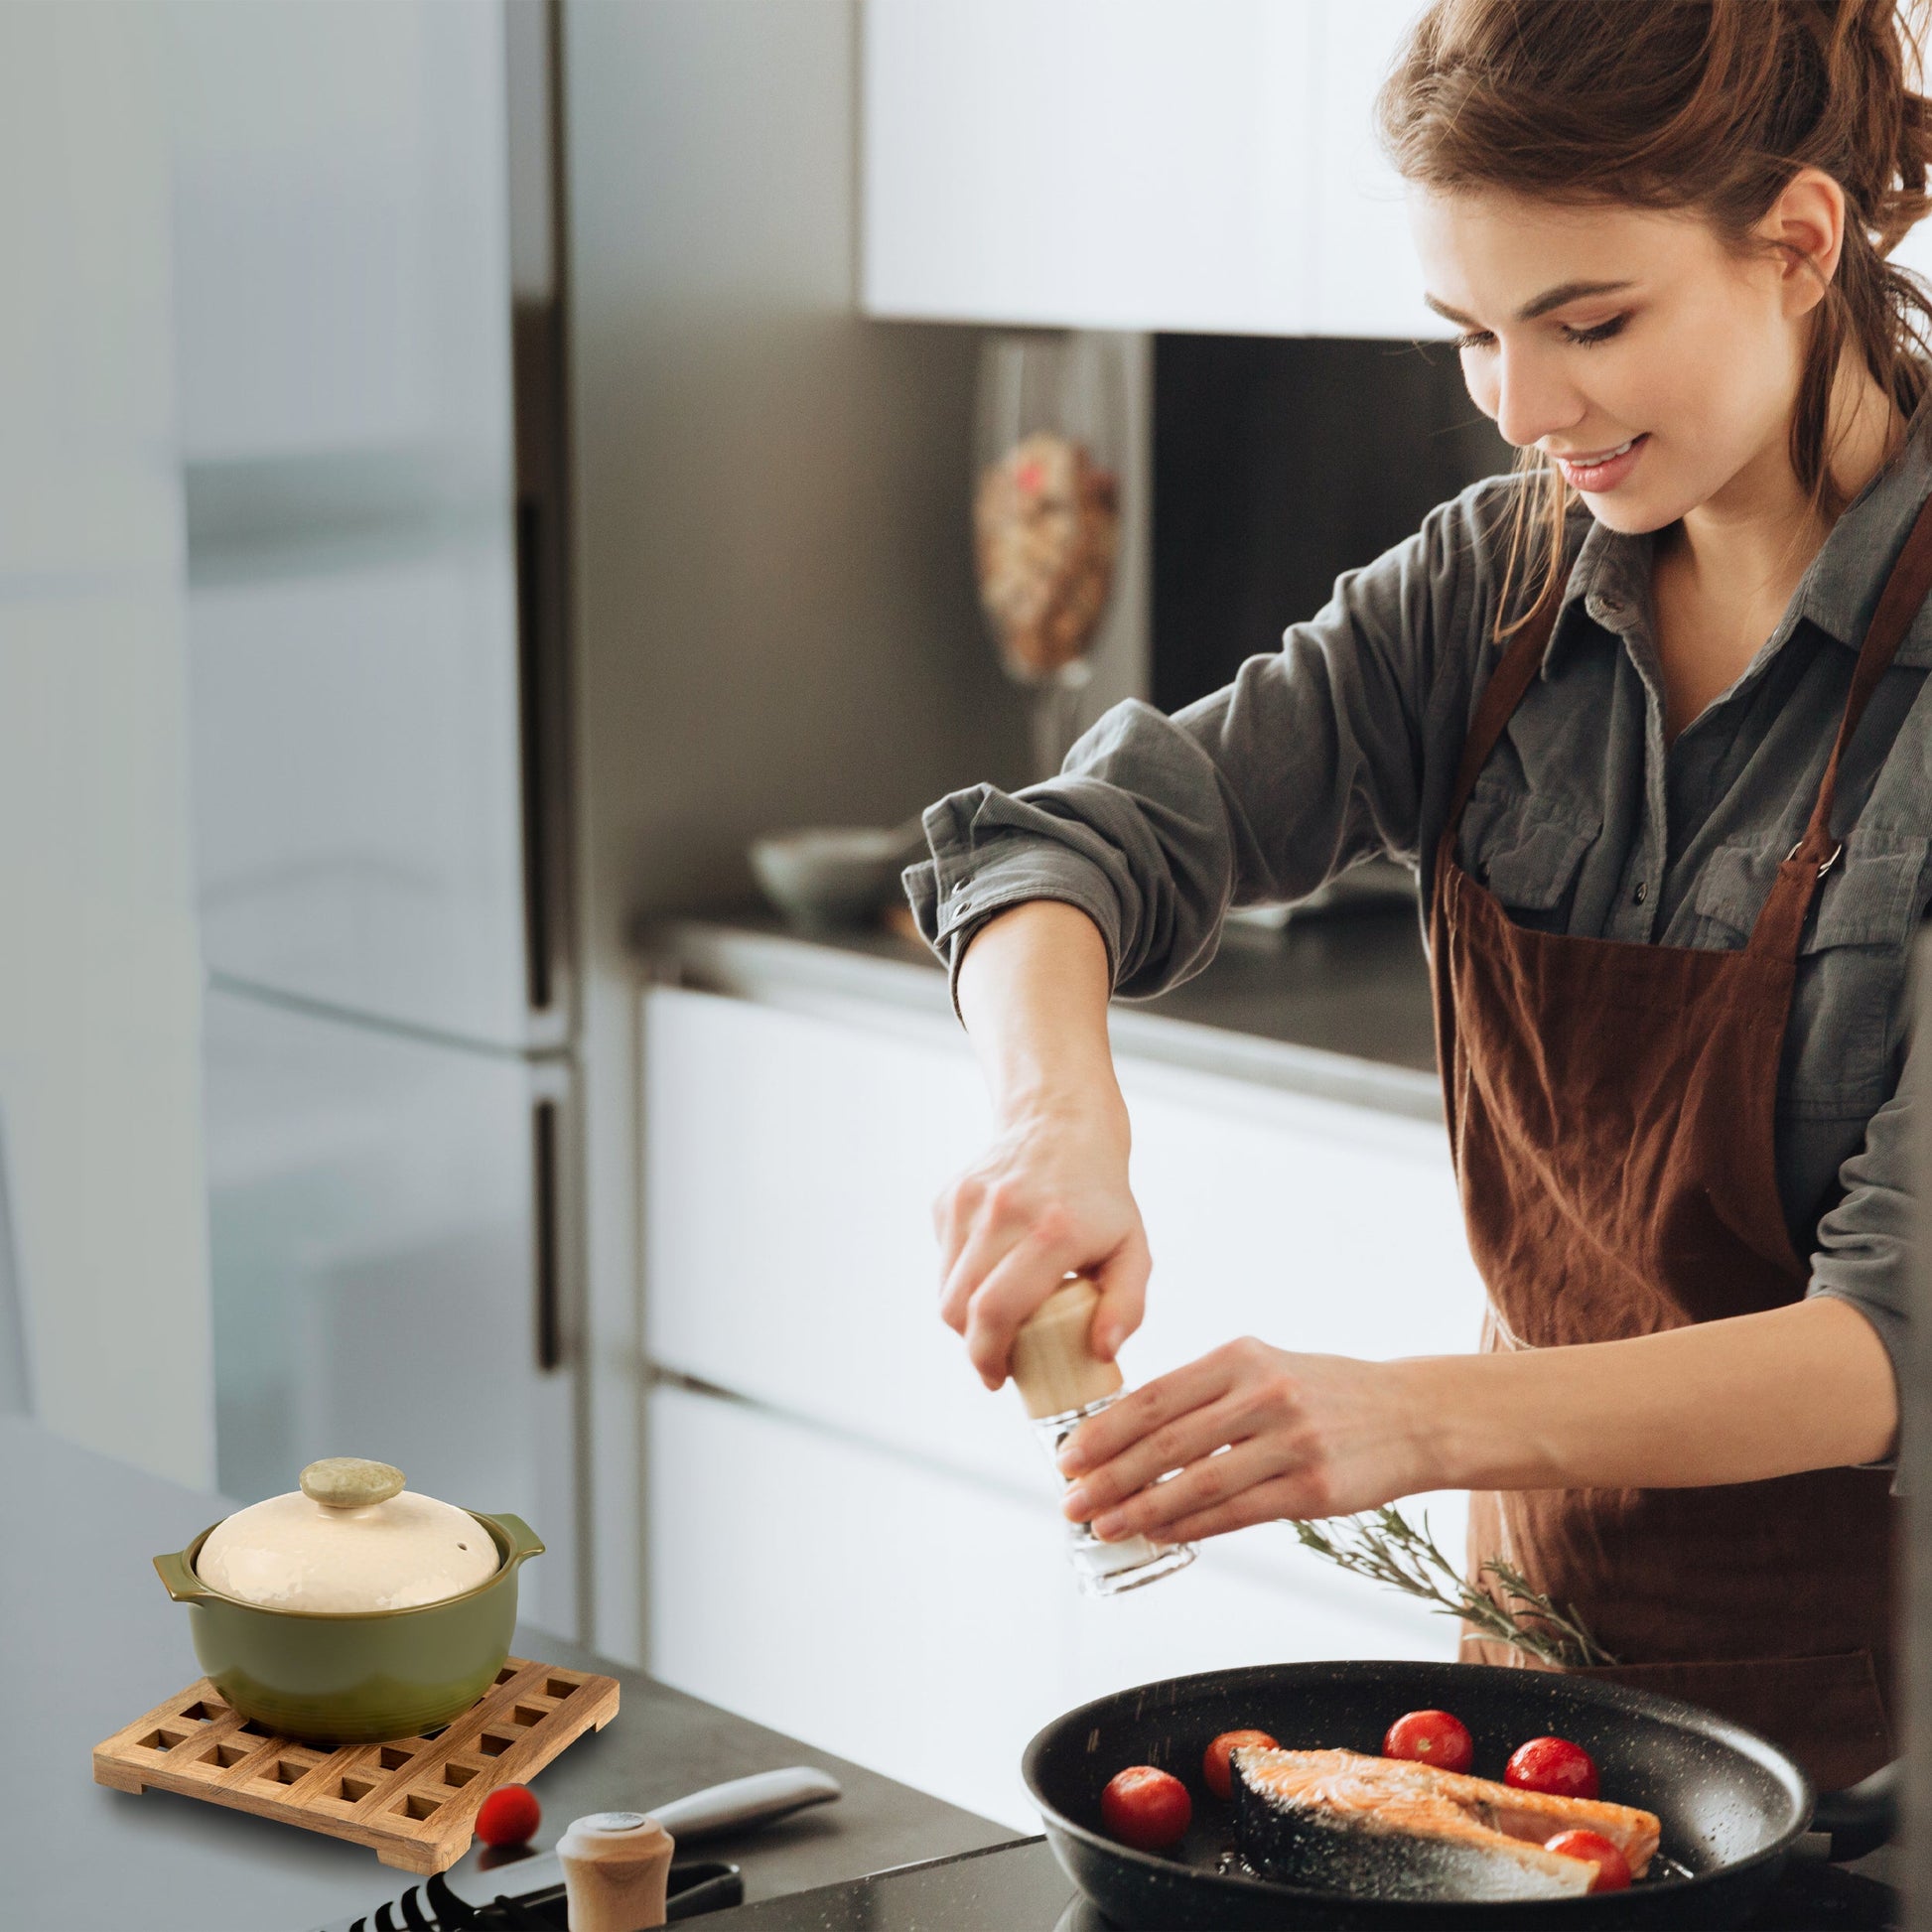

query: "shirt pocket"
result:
(1457, 777), (1600, 931)
(1693, 835), (1930, 1118)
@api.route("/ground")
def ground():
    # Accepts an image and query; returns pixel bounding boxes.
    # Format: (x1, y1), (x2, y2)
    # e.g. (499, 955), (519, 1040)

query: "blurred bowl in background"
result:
(750, 826), (915, 930)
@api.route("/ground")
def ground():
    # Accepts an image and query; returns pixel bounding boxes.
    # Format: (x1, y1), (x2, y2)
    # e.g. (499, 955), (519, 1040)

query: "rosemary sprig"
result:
(1290, 1506), (1617, 1670)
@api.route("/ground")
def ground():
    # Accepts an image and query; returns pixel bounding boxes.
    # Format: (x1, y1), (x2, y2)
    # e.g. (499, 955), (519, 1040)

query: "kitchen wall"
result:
(0, 2), (212, 1484)
(561, 0), (1151, 1661)
(1153, 334), (1511, 710)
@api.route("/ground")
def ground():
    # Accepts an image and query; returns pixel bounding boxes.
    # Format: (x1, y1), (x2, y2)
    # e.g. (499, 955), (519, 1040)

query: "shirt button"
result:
(1633, 882), (1649, 904)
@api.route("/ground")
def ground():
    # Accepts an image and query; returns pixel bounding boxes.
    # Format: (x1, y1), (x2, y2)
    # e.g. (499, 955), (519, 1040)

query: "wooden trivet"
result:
(92, 1656), (619, 1873)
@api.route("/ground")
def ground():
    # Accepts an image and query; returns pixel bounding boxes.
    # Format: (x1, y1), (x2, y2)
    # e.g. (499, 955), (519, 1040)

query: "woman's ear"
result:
(1757, 166), (1849, 316)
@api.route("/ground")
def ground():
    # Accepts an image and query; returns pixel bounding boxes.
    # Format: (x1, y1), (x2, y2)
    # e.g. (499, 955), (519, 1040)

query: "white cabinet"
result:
(1311, 0), (1444, 339)
(642, 987), (1483, 1489)
(648, 1384), (1456, 1830)
(648, 1384), (1069, 1828)
(641, 985), (1487, 1822)
(861, 0), (1442, 340)
(642, 986), (1035, 1489)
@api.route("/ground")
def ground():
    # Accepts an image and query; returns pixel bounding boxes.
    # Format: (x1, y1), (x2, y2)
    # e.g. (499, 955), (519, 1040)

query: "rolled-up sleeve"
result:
(904, 485), (1492, 1009)
(1807, 1032), (1915, 1439)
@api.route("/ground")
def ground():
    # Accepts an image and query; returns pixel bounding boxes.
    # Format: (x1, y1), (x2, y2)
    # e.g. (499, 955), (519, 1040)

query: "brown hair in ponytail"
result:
(1379, 0), (1932, 631)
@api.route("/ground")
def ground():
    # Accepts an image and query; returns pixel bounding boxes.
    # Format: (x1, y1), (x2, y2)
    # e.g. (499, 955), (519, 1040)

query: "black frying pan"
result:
(1021, 1660), (1895, 1928)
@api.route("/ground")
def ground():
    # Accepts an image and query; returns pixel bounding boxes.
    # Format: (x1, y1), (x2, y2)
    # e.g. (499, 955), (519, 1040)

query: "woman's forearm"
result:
(955, 900), (1124, 1132)
(937, 899), (1153, 1378)
(1410, 1295), (1897, 1491)
(1059, 1296), (1897, 1548)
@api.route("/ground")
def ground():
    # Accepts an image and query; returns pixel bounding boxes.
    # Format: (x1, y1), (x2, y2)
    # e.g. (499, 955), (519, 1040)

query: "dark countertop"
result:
(637, 902), (1444, 1123)
(677, 1832), (1900, 1932)
(0, 1417), (1011, 1930)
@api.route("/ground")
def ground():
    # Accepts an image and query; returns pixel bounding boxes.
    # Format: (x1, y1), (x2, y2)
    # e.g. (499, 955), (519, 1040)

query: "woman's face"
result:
(1409, 189), (1818, 533)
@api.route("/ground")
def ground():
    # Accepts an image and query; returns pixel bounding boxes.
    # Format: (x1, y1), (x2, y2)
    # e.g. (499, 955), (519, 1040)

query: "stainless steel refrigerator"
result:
(167, 0), (582, 1637)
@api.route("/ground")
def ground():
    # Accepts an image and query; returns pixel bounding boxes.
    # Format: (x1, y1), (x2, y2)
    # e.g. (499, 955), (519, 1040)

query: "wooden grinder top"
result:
(1010, 1279), (1124, 1420)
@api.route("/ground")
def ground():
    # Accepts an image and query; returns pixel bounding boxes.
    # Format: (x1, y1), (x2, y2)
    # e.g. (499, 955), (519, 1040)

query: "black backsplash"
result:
(1152, 335), (1513, 713)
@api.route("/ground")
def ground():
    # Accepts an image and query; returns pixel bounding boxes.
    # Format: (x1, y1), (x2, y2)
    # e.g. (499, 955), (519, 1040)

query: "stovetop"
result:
(329, 1833), (1900, 1930)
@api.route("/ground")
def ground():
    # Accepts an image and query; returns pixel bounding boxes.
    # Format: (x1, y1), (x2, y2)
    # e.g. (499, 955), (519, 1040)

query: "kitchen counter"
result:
(637, 899), (1443, 1122)
(0, 1417), (1012, 1930)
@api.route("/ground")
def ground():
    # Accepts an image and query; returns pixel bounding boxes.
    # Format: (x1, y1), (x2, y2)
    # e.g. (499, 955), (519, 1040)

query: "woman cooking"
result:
(906, 0), (1932, 1790)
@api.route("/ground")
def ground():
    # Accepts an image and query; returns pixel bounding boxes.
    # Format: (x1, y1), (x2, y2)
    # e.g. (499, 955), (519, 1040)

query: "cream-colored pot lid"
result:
(196, 1457), (499, 1612)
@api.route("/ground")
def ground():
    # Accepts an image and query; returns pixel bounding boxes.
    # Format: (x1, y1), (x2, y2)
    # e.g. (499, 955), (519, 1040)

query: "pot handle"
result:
(488, 1512), (546, 1569)
(1812, 1759), (1897, 1863)
(153, 1549), (215, 1603)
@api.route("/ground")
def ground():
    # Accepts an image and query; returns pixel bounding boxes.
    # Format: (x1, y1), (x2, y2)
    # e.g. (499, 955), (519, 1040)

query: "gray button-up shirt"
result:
(907, 429), (1932, 1391)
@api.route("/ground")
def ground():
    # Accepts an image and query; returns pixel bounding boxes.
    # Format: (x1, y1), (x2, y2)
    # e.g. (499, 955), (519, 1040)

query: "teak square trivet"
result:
(92, 1656), (619, 1873)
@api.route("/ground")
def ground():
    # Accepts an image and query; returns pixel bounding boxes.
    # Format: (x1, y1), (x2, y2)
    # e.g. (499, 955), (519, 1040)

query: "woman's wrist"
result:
(1386, 1352), (1562, 1494)
(995, 1080), (1131, 1147)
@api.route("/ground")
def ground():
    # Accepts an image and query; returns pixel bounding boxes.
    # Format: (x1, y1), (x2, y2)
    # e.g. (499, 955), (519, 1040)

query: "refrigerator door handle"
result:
(532, 1095), (563, 1372)
(516, 494), (554, 1018)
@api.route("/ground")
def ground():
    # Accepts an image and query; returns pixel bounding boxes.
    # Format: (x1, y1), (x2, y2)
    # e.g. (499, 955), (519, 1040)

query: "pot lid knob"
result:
(299, 1456), (405, 1510)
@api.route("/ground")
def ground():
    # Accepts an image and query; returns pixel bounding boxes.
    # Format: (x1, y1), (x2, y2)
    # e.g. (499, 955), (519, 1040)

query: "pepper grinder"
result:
(1010, 1279), (1195, 1595)
(556, 1810), (676, 1932)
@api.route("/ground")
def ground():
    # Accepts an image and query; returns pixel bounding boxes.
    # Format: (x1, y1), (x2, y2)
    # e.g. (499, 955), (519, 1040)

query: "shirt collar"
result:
(1538, 398), (1932, 678)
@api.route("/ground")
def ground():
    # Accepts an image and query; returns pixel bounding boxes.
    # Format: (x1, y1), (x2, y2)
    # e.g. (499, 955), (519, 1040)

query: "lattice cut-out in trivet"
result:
(92, 1656), (619, 1872)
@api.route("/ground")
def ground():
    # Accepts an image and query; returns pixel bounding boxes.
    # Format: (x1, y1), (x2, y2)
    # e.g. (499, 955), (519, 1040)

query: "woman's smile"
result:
(1550, 433), (1650, 493)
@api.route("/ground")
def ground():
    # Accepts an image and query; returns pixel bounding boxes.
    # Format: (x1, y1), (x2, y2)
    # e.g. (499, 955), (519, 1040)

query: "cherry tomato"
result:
(476, 1783), (541, 1847)
(1506, 1735), (1599, 1801)
(1382, 1709), (1474, 1775)
(1544, 1829), (1631, 1892)
(1100, 1765), (1192, 1852)
(1202, 1728), (1279, 1801)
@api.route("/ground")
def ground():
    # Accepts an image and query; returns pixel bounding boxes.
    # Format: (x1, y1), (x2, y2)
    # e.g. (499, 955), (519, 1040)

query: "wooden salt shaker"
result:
(556, 1810), (676, 1932)
(1010, 1278), (1123, 1420)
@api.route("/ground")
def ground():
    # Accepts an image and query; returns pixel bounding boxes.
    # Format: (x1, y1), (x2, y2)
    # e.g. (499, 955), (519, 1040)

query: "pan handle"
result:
(1810, 1759), (1898, 1863)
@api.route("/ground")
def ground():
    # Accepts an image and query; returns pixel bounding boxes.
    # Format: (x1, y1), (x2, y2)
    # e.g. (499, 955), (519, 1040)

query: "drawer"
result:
(647, 1386), (1460, 1831)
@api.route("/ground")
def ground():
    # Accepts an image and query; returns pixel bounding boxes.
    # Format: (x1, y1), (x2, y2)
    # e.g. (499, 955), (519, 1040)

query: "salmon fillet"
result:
(1230, 1747), (1662, 1903)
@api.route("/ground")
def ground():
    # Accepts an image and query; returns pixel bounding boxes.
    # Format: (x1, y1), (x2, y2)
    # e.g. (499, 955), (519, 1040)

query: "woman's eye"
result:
(1453, 330), (1495, 353)
(1563, 314), (1629, 347)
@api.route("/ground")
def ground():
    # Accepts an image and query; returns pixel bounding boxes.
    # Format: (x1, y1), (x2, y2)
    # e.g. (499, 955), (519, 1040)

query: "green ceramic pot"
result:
(154, 1509), (543, 1745)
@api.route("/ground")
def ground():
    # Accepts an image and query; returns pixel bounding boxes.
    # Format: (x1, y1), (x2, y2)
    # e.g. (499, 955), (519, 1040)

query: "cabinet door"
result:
(861, 0), (1446, 340)
(1116, 1053), (1483, 1566)
(1118, 1053), (1483, 1369)
(648, 1384), (1068, 1827)
(648, 1385), (1455, 1832)
(862, 0), (1321, 333)
(643, 986), (1483, 1617)
(642, 985), (1040, 1490)
(1312, 0), (1440, 339)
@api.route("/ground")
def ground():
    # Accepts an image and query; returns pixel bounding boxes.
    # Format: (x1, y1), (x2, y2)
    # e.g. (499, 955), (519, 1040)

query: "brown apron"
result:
(1429, 496), (1932, 1792)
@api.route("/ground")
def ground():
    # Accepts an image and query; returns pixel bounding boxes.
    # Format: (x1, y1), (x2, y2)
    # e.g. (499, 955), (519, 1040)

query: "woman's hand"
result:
(1055, 1338), (1436, 1545)
(934, 1099), (1150, 1388)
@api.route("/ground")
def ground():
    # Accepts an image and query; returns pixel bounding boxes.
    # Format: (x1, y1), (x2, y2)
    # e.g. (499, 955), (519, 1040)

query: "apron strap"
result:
(1444, 582), (1568, 838)
(1747, 484), (1932, 959)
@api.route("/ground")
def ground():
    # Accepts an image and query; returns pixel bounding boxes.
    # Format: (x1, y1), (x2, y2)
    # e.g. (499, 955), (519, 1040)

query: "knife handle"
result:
(648, 1765), (842, 1842)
